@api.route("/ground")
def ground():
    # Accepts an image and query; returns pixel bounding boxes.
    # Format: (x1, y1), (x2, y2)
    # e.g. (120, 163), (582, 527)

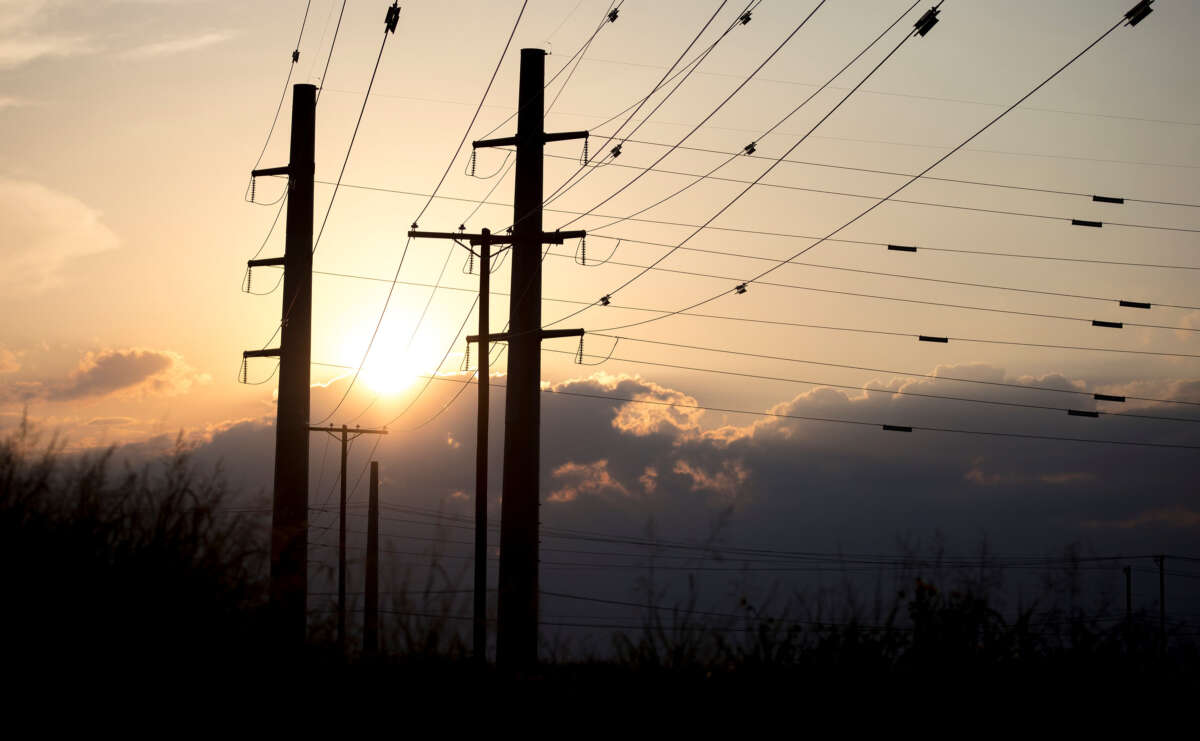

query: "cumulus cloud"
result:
(548, 459), (629, 503)
(4, 348), (208, 403)
(0, 178), (119, 296)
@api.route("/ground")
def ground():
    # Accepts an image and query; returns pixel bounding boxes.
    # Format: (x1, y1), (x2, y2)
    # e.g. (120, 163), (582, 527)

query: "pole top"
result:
(521, 47), (548, 56)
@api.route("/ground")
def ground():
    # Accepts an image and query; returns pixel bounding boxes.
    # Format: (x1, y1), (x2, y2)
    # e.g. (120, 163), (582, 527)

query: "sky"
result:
(1, 0), (1198, 640)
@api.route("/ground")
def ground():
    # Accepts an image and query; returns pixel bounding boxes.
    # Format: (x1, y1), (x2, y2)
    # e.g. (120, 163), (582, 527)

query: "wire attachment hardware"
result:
(608, 8), (619, 23)
(610, 143), (622, 159)
(600, 294), (611, 306)
(739, 11), (752, 25)
(734, 283), (747, 295)
(743, 141), (756, 156)
(385, 2), (401, 34)
(913, 6), (940, 37)
(1125, 0), (1153, 26)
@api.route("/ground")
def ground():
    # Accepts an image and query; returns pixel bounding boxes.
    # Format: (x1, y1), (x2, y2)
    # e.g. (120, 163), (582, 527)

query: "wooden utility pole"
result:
(242, 83), (316, 649)
(1155, 554), (1166, 656)
(364, 460), (380, 658)
(309, 424), (387, 655)
(480, 47), (589, 673)
(408, 224), (584, 668)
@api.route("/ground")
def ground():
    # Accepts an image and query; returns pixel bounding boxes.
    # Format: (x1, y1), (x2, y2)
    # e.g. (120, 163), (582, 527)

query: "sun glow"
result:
(339, 327), (449, 397)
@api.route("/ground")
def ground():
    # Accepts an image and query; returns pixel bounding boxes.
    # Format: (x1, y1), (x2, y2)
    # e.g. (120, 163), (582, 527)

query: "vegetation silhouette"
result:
(2, 417), (1194, 686)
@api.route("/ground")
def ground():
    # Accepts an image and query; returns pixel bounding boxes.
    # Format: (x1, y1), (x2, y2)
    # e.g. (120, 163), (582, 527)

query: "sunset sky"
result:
(2, 0), (1198, 626)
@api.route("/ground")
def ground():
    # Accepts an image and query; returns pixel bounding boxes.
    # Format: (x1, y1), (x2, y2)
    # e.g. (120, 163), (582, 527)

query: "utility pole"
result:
(242, 83), (316, 649)
(1154, 554), (1166, 656)
(1124, 565), (1132, 623)
(408, 225), (584, 669)
(364, 460), (380, 659)
(309, 424), (387, 656)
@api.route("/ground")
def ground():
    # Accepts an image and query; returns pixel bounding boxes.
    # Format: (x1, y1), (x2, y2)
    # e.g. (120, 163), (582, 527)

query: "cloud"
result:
(3, 348), (208, 403)
(0, 178), (119, 297)
(0, 1), (90, 69)
(1083, 507), (1200, 530)
(0, 347), (18, 373)
(120, 30), (233, 60)
(86, 416), (135, 427)
(548, 459), (629, 503)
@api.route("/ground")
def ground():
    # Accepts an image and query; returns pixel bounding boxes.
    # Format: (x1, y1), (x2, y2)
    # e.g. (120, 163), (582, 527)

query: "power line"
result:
(303, 178), (1200, 271)
(540, 346), (1200, 424)
(613, 137), (1200, 209)
(538, 251), (1200, 333)
(587, 7), (1156, 334)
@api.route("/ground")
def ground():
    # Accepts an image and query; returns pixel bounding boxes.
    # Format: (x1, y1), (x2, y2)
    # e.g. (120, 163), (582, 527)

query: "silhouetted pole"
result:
(244, 83), (316, 649)
(1155, 554), (1166, 656)
(1124, 566), (1132, 622)
(474, 229), (491, 665)
(364, 460), (380, 658)
(407, 50), (586, 673)
(309, 424), (387, 656)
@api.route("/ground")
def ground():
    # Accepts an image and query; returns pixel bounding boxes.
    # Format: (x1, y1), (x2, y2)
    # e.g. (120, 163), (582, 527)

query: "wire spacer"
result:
(735, 283), (747, 295)
(739, 11), (752, 25)
(913, 6), (940, 37)
(743, 141), (756, 156)
(610, 143), (622, 159)
(385, 2), (401, 34)
(1125, 0), (1154, 26)
(608, 8), (619, 22)
(600, 294), (611, 306)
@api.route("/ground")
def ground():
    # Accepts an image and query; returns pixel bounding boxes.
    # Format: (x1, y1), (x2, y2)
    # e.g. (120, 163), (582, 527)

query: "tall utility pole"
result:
(364, 460), (380, 658)
(309, 424), (387, 655)
(243, 83), (316, 649)
(408, 226), (584, 668)
(480, 47), (589, 673)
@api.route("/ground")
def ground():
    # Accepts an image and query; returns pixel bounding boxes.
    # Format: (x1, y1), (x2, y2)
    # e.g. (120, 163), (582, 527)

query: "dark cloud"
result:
(3, 348), (208, 403)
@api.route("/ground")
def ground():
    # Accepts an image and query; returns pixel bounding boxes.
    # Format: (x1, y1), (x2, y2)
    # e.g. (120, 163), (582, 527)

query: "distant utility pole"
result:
(364, 460), (381, 658)
(242, 83), (316, 649)
(1154, 554), (1166, 656)
(309, 424), (387, 656)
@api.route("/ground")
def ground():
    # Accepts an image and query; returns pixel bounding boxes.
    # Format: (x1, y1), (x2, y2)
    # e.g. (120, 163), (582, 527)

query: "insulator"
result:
(250, 175), (256, 203)
(246, 265), (253, 293)
(575, 336), (584, 364)
(240, 358), (248, 384)
(608, 8), (619, 22)
(581, 137), (589, 165)
(411, 221), (418, 230)
(462, 343), (471, 372)
(581, 235), (587, 265)
(468, 251), (475, 274)
(469, 149), (477, 176)
(459, 224), (466, 231)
